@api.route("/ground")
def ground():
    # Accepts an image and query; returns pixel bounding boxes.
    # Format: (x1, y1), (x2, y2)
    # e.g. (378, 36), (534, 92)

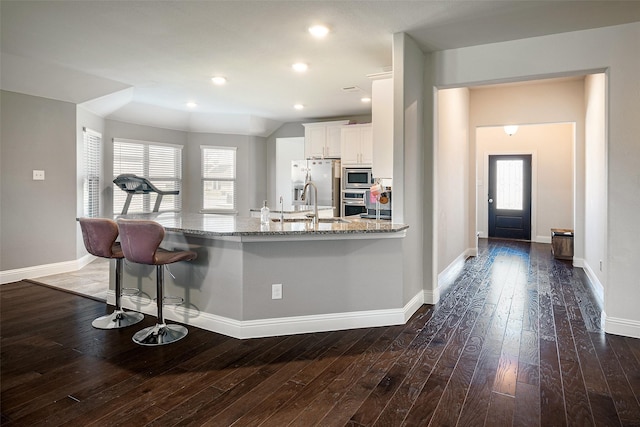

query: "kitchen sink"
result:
(271, 217), (350, 224)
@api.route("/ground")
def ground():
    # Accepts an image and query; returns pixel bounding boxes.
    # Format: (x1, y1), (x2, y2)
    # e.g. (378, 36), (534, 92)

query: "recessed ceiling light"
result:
(308, 25), (330, 38)
(211, 76), (227, 85)
(294, 104), (305, 110)
(186, 102), (198, 108)
(361, 97), (372, 103)
(292, 62), (309, 72)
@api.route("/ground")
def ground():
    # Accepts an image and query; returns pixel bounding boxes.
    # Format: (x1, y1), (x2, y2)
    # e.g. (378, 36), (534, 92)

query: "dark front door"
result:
(488, 154), (532, 240)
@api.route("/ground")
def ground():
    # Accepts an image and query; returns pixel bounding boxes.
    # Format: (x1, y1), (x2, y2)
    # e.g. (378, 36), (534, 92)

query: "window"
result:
(201, 145), (236, 212)
(496, 159), (523, 210)
(83, 128), (101, 217)
(113, 138), (182, 214)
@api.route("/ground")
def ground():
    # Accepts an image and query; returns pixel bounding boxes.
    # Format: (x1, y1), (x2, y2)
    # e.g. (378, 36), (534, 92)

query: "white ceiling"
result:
(2, 1), (639, 136)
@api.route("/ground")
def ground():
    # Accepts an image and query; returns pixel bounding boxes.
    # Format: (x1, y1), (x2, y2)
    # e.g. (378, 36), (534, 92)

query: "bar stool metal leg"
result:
(132, 265), (188, 346)
(92, 258), (144, 329)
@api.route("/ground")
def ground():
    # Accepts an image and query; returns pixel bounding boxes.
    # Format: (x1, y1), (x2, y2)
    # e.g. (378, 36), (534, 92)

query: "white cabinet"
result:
(372, 76), (393, 179)
(303, 120), (349, 159)
(341, 123), (373, 166)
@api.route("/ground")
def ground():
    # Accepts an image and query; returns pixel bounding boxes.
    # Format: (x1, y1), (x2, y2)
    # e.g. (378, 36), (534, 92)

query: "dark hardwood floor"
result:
(2, 239), (640, 426)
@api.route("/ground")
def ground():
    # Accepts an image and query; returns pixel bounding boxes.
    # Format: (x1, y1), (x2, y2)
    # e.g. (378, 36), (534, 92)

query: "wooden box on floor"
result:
(551, 228), (574, 260)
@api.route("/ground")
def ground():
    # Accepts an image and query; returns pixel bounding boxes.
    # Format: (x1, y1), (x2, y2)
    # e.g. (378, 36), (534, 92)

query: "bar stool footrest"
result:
(121, 287), (140, 297)
(153, 296), (184, 306)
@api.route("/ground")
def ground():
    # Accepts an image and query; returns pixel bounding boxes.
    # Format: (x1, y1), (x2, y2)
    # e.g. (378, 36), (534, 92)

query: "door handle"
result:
(488, 198), (494, 204)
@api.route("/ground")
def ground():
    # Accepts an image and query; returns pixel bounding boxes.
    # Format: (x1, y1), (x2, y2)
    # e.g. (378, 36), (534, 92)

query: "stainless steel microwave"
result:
(343, 167), (373, 189)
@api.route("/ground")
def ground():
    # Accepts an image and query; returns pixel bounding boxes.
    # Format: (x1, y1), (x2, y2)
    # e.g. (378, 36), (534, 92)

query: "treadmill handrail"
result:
(113, 174), (180, 214)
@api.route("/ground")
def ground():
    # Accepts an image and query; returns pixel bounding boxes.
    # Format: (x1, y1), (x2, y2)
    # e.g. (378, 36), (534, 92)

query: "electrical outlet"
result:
(271, 284), (282, 300)
(33, 170), (45, 181)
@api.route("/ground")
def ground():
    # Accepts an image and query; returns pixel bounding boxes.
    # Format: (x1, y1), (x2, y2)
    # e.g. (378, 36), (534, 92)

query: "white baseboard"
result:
(114, 289), (425, 339)
(604, 314), (640, 339)
(578, 258), (604, 304)
(428, 248), (476, 305)
(1, 254), (95, 285)
(535, 235), (552, 244)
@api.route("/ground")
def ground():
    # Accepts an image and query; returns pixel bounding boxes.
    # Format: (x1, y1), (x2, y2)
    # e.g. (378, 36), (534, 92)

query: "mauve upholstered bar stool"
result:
(117, 218), (197, 346)
(78, 218), (145, 329)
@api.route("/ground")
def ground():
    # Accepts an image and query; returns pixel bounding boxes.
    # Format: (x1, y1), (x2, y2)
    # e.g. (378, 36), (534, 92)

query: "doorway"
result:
(275, 137), (304, 207)
(488, 154), (532, 240)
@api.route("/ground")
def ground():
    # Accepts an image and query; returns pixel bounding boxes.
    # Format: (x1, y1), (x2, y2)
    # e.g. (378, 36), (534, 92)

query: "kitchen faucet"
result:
(302, 181), (318, 226)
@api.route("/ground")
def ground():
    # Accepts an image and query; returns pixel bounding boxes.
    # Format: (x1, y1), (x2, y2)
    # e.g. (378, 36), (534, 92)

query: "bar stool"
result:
(78, 218), (145, 329)
(117, 218), (197, 346)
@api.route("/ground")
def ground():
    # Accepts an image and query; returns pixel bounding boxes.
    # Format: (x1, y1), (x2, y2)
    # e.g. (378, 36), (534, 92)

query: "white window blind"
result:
(201, 145), (236, 212)
(113, 138), (182, 214)
(83, 128), (101, 217)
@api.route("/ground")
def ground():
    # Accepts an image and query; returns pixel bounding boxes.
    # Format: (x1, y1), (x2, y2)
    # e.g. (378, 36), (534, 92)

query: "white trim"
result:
(1, 254), (95, 285)
(115, 289), (425, 339)
(114, 137), (183, 149)
(403, 291), (425, 322)
(200, 145), (237, 151)
(577, 258), (604, 304)
(432, 248), (476, 304)
(535, 235), (552, 244)
(604, 314), (640, 339)
(424, 288), (440, 305)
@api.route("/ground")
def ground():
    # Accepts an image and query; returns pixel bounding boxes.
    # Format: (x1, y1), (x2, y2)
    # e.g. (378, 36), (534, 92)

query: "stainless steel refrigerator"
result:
(291, 159), (341, 216)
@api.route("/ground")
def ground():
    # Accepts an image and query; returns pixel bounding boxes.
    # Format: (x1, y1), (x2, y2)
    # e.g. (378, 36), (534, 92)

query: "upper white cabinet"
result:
(303, 120), (349, 159)
(371, 76), (393, 179)
(341, 123), (373, 166)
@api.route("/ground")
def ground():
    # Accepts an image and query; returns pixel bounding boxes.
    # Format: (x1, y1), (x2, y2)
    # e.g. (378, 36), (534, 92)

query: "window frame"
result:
(83, 127), (102, 218)
(201, 145), (237, 214)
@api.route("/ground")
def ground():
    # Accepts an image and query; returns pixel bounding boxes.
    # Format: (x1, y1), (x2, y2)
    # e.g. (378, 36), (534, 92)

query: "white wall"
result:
(476, 124), (574, 243)
(584, 74), (607, 291)
(429, 22), (640, 337)
(436, 88), (470, 273)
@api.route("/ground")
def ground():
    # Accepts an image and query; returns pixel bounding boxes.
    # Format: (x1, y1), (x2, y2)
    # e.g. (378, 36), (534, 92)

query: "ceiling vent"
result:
(341, 85), (362, 93)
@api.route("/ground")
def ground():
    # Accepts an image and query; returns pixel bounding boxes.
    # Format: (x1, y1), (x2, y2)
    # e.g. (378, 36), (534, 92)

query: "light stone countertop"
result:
(115, 212), (408, 239)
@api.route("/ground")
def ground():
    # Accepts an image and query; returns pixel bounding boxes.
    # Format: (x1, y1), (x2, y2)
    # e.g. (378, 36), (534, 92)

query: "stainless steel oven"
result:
(341, 191), (367, 217)
(343, 167), (373, 190)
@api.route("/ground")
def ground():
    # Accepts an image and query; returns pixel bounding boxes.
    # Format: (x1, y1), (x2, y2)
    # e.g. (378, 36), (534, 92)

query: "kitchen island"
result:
(112, 212), (414, 338)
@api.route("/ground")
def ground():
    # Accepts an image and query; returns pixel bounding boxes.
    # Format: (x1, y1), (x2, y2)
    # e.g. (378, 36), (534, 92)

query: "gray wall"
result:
(391, 33), (427, 305)
(1, 90), (77, 270)
(186, 132), (267, 216)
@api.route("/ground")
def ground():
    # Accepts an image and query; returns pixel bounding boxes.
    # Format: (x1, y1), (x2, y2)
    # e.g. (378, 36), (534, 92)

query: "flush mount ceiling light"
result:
(211, 76), (227, 85)
(504, 125), (519, 136)
(308, 24), (330, 38)
(361, 97), (372, 103)
(292, 62), (309, 72)
(186, 102), (198, 108)
(293, 104), (305, 110)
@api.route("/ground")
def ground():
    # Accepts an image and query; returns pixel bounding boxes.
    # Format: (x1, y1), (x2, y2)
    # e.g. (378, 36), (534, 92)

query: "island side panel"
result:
(119, 232), (245, 321)
(240, 237), (404, 320)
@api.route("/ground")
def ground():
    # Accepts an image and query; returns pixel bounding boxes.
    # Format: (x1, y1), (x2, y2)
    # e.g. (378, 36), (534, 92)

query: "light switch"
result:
(33, 170), (45, 181)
